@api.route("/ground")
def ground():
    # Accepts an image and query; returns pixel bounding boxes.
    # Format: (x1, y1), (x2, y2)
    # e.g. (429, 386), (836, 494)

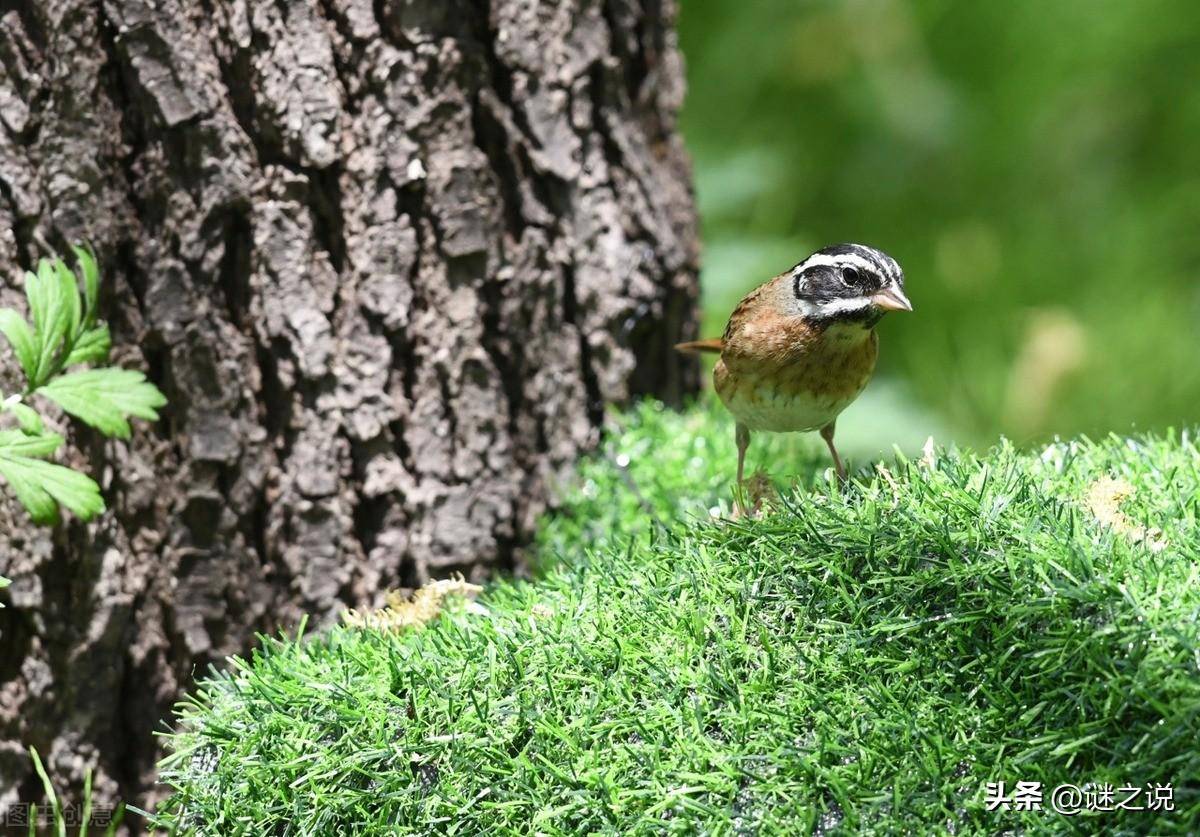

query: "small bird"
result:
(677, 243), (912, 508)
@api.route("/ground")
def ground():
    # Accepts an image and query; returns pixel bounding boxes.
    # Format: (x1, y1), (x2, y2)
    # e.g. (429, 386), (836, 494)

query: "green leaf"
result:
(0, 429), (62, 458)
(62, 325), (111, 368)
(0, 430), (105, 524)
(24, 265), (50, 337)
(0, 308), (38, 382)
(56, 258), (82, 341)
(29, 746), (66, 836)
(28, 260), (70, 388)
(2, 399), (45, 434)
(36, 368), (167, 438)
(0, 249), (165, 528)
(71, 244), (100, 326)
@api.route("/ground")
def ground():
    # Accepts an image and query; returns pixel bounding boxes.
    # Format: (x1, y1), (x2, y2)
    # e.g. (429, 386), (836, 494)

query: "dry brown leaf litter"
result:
(1085, 476), (1168, 553)
(342, 576), (484, 632)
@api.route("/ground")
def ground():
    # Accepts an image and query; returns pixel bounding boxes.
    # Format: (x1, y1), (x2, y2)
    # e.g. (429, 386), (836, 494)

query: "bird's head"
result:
(785, 243), (911, 328)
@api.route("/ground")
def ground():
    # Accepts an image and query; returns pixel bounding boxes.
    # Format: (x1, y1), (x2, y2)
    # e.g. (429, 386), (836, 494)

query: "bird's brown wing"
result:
(674, 275), (781, 356)
(721, 281), (771, 344)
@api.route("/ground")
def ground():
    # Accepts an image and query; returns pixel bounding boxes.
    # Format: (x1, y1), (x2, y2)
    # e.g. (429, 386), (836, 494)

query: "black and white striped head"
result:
(788, 244), (911, 327)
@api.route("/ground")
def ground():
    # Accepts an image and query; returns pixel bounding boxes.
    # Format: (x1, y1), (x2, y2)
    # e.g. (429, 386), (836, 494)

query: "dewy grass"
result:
(150, 400), (1200, 834)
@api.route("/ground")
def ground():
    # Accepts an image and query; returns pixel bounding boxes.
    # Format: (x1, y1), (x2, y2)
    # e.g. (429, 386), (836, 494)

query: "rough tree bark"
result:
(0, 0), (699, 818)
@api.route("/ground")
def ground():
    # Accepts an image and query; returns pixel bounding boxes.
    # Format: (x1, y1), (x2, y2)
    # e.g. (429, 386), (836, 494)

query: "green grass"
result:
(150, 401), (1200, 834)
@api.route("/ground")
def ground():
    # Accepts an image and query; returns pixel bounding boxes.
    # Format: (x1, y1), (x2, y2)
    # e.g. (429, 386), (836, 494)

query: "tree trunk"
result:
(0, 0), (699, 819)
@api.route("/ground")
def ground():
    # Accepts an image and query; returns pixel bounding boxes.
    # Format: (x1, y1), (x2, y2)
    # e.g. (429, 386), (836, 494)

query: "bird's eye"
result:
(841, 267), (862, 288)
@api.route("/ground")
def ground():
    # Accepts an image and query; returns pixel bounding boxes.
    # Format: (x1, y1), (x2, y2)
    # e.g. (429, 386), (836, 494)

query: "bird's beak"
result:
(870, 287), (913, 313)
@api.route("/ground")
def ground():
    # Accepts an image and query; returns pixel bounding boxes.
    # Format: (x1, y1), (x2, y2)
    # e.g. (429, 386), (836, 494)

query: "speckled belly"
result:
(712, 332), (877, 433)
(717, 379), (861, 433)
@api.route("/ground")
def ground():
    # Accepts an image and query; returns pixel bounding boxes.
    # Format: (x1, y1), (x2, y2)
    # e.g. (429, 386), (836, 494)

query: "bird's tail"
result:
(674, 338), (724, 354)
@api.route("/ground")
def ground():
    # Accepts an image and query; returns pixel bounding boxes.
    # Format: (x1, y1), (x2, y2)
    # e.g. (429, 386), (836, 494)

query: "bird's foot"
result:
(731, 470), (775, 519)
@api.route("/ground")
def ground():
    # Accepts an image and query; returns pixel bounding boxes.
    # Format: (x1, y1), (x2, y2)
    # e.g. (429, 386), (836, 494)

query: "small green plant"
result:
(0, 247), (165, 524)
(29, 746), (125, 836)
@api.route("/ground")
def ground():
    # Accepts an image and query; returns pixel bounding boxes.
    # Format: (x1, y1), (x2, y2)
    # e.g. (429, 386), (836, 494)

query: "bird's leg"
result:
(820, 422), (846, 483)
(735, 422), (750, 514)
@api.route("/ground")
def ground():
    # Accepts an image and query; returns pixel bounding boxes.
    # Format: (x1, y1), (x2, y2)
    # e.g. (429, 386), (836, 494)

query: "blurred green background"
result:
(678, 0), (1200, 453)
